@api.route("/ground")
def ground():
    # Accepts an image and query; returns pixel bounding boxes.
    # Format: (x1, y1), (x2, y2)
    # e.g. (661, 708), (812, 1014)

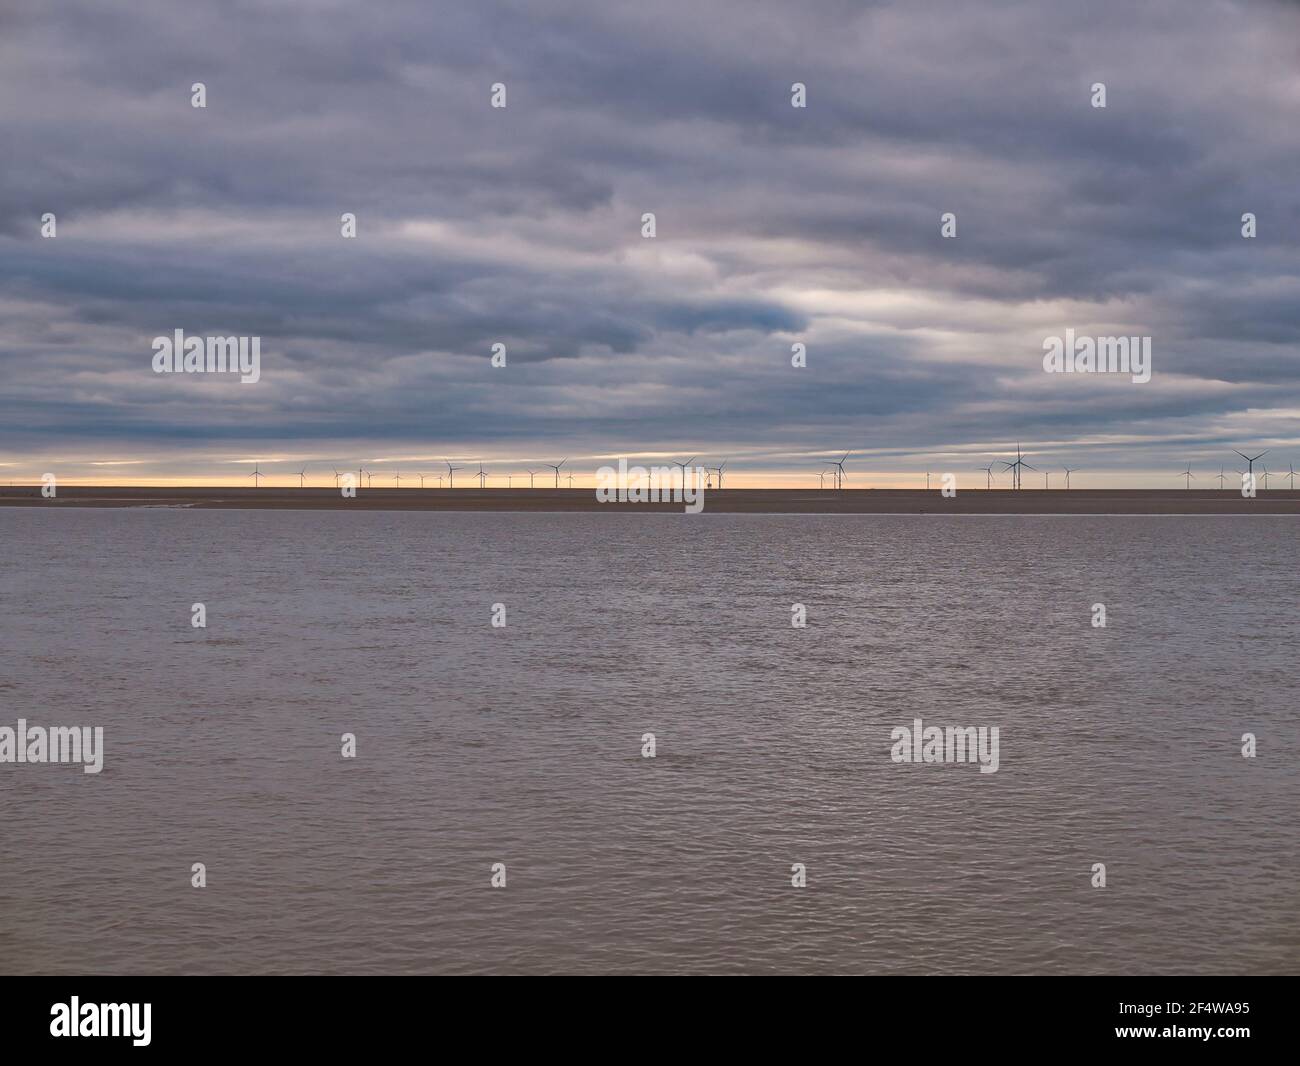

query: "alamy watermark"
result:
(595, 459), (706, 513)
(890, 718), (999, 773)
(1043, 328), (1151, 383)
(0, 719), (104, 774)
(152, 329), (261, 383)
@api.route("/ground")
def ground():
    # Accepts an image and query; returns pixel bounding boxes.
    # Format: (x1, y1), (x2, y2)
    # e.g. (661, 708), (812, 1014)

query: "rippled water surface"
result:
(1, 509), (1296, 974)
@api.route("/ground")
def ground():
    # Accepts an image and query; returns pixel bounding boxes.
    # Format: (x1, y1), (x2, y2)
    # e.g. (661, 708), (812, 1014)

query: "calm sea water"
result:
(1, 509), (1296, 975)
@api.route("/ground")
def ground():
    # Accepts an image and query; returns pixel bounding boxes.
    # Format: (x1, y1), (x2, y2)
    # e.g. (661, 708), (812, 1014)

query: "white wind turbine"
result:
(1177, 465), (1194, 489)
(823, 453), (848, 490)
(475, 463), (488, 488)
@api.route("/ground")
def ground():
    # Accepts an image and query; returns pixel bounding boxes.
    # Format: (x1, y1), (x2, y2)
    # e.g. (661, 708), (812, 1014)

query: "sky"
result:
(3, 0), (1300, 488)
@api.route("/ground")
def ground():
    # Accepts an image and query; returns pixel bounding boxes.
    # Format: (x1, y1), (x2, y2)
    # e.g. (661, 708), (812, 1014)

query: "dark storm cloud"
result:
(2, 0), (1299, 477)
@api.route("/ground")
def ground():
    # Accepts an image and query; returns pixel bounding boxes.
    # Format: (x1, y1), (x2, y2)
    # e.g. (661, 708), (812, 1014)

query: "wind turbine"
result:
(526, 469), (538, 488)
(445, 459), (463, 488)
(567, 472), (574, 487)
(1177, 465), (1194, 489)
(296, 468), (307, 487)
(1043, 469), (1052, 489)
(980, 463), (997, 489)
(1285, 463), (1298, 490)
(1000, 444), (1035, 490)
(546, 458), (567, 488)
(926, 471), (932, 491)
(1062, 466), (1078, 490)
(818, 471), (826, 489)
(1216, 466), (1226, 489)
(250, 463), (264, 487)
(418, 473), (427, 488)
(1234, 450), (1267, 485)
(475, 463), (488, 488)
(1260, 464), (1273, 490)
(671, 456), (696, 490)
(332, 468), (341, 488)
(824, 453), (848, 490)
(393, 471), (403, 488)
(712, 461), (726, 489)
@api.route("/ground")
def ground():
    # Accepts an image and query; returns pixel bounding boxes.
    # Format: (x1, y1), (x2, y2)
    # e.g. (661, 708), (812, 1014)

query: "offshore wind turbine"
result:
(417, 473), (427, 488)
(1000, 444), (1035, 490)
(712, 460), (726, 489)
(526, 469), (539, 488)
(393, 471), (403, 488)
(824, 453), (848, 490)
(1285, 463), (1298, 490)
(445, 459), (463, 488)
(332, 468), (341, 488)
(567, 472), (575, 487)
(249, 463), (264, 487)
(546, 458), (567, 488)
(1216, 466), (1226, 489)
(981, 463), (997, 489)
(1177, 465), (1194, 489)
(671, 456), (696, 490)
(818, 470), (826, 489)
(926, 471), (932, 491)
(1260, 464), (1273, 490)
(1062, 466), (1078, 489)
(475, 463), (488, 488)
(296, 468), (307, 487)
(1234, 450), (1267, 485)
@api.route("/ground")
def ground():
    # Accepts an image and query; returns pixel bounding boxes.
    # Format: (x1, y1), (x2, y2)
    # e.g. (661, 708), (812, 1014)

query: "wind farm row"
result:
(224, 448), (1296, 491)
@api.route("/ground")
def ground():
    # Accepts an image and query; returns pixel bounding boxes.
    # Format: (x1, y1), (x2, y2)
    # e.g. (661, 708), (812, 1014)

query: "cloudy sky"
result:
(4, 0), (1300, 487)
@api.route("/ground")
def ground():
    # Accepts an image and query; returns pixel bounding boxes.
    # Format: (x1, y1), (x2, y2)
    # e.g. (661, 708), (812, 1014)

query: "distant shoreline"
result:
(3, 486), (1298, 515)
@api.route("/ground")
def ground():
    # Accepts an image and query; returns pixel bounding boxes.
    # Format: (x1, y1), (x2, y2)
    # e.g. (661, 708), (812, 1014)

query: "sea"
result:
(1, 508), (1296, 974)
